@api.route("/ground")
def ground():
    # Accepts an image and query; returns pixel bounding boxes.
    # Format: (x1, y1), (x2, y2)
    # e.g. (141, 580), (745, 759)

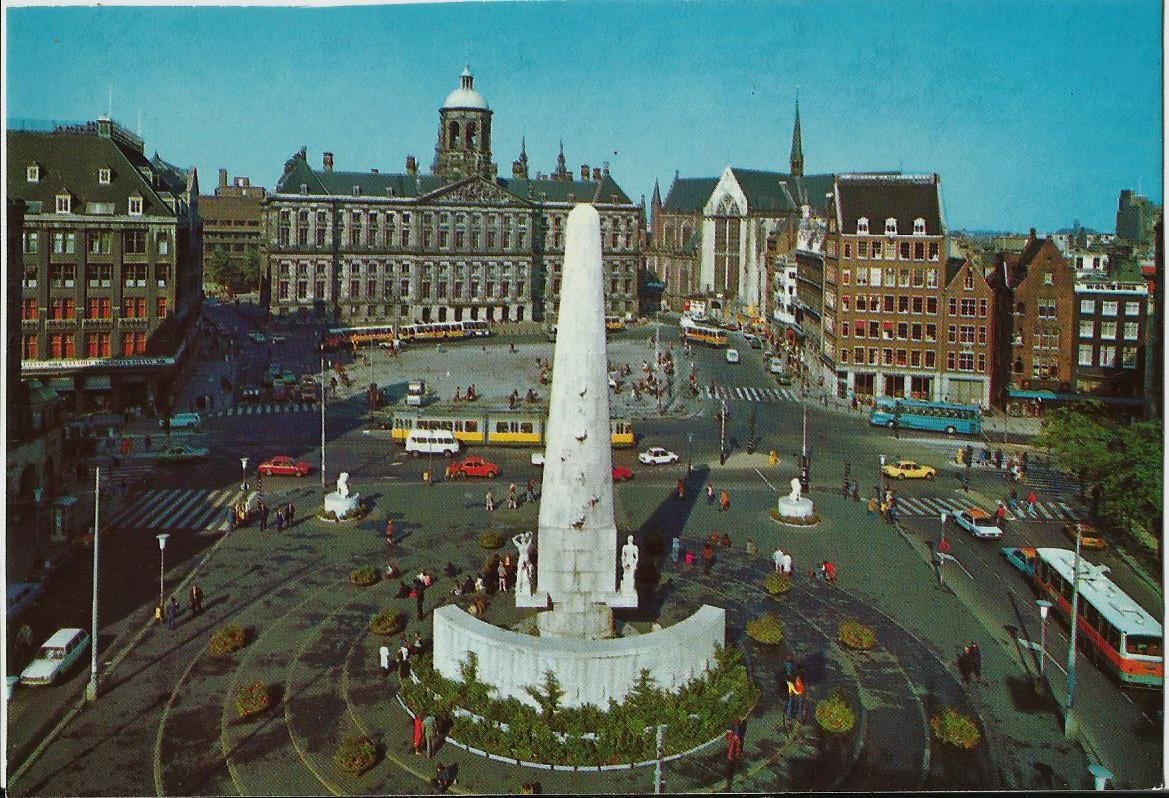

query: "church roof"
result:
(663, 177), (717, 212)
(729, 168), (837, 214)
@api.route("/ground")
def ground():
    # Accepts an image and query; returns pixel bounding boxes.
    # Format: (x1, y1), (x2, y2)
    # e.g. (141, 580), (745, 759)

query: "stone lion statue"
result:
(337, 472), (351, 498)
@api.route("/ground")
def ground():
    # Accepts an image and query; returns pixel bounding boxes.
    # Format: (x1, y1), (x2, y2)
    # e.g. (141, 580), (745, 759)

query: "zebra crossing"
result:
(1020, 467), (1082, 501)
(894, 494), (1080, 522)
(212, 402), (317, 418)
(105, 487), (238, 531)
(703, 384), (800, 403)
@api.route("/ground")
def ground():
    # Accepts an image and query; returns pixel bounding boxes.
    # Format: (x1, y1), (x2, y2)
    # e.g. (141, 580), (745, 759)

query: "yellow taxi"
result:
(881, 460), (937, 480)
(1062, 522), (1107, 550)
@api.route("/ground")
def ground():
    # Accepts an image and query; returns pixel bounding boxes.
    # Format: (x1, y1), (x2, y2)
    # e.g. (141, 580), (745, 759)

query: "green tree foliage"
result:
(1036, 404), (1162, 547)
(525, 670), (565, 720)
(241, 248), (261, 293)
(206, 247), (242, 295)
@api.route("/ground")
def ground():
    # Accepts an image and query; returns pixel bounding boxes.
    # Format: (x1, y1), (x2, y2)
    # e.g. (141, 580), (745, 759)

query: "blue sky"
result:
(5, 1), (1162, 232)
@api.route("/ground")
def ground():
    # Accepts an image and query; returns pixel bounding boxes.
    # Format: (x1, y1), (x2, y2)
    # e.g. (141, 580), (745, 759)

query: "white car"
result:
(638, 447), (679, 465)
(21, 628), (90, 686)
(155, 444), (210, 463)
(725, 348), (740, 364)
(953, 508), (1003, 540)
(531, 450), (546, 466)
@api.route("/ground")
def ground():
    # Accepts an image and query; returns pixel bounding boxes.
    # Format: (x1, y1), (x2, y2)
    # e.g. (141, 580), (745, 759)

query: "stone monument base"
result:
(537, 595), (614, 640)
(777, 496), (815, 519)
(324, 491), (361, 518)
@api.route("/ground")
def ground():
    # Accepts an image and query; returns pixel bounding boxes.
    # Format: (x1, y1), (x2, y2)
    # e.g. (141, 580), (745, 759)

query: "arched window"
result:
(913, 217), (926, 236)
(465, 121), (477, 149)
(884, 218), (897, 235)
(449, 121), (460, 148)
(856, 217), (869, 234)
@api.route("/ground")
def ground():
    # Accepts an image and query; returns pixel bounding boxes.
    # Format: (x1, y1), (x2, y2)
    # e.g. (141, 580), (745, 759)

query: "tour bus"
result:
(387, 404), (635, 448)
(322, 324), (396, 351)
(605, 315), (627, 332)
(869, 396), (982, 435)
(680, 317), (729, 348)
(462, 319), (492, 338)
(398, 321), (470, 343)
(1024, 548), (1163, 687)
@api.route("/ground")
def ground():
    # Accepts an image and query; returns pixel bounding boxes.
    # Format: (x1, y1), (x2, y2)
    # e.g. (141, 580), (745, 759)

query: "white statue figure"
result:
(620, 535), (639, 594)
(511, 531), (534, 592)
(337, 472), (351, 498)
(789, 477), (802, 503)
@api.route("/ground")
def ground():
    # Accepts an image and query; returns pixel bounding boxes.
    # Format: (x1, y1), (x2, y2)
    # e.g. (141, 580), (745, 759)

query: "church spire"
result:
(651, 179), (662, 208)
(512, 135), (529, 179)
(552, 138), (570, 180)
(789, 93), (804, 177)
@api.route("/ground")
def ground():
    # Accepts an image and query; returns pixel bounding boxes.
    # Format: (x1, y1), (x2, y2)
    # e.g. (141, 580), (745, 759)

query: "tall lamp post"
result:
(1065, 525), (1083, 737)
(155, 533), (170, 619)
(240, 457), (249, 493)
(1037, 599), (1052, 679)
(320, 348), (327, 488)
(85, 466), (102, 701)
(32, 487), (44, 567)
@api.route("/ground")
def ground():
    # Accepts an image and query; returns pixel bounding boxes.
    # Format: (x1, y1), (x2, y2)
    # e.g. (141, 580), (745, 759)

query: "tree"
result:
(241, 248), (262, 294)
(206, 248), (241, 296)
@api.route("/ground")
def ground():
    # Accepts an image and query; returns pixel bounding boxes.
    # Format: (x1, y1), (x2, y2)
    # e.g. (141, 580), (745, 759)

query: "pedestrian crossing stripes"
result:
(892, 495), (1080, 522)
(212, 402), (317, 418)
(106, 487), (237, 531)
(702, 385), (800, 403)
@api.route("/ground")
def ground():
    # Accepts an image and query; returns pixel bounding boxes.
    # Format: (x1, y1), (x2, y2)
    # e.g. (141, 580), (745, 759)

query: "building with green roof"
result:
(7, 117), (202, 415)
(261, 68), (641, 326)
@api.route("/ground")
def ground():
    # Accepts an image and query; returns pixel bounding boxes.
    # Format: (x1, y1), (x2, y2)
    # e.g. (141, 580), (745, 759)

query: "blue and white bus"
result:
(869, 397), (982, 435)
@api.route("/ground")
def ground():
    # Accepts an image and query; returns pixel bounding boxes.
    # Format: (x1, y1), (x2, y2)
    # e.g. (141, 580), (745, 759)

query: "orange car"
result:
(1062, 522), (1107, 550)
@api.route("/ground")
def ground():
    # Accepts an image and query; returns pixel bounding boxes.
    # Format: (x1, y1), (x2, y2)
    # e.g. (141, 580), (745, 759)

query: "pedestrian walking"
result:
(995, 502), (1007, 529)
(702, 542), (715, 574)
(485, 490), (495, 512)
(414, 582), (426, 620)
(508, 483), (518, 510)
(226, 504), (237, 530)
(167, 597), (180, 630)
(793, 668), (807, 721)
(852, 483), (860, 502)
(385, 518), (395, 546)
(275, 506), (284, 531)
(398, 637), (411, 680)
(413, 713), (425, 755)
(867, 496), (878, 517)
(958, 645), (972, 683)
(285, 502), (294, 527)
(724, 724), (743, 791)
(497, 560), (508, 592)
(1008, 487), (1019, 513)
(719, 490), (730, 512)
(969, 641), (982, 682)
(772, 546), (785, 572)
(684, 549), (695, 570)
(526, 478), (537, 503)
(676, 478), (685, 500)
(259, 501), (269, 531)
(671, 536), (681, 564)
(1027, 489), (1038, 514)
(706, 484), (715, 505)
(841, 478), (850, 497)
(379, 644), (391, 677)
(423, 713), (437, 758)
(190, 582), (204, 615)
(784, 676), (800, 726)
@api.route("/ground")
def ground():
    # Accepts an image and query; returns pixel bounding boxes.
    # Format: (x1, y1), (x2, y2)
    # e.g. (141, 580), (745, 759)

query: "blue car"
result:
(1000, 546), (1037, 578)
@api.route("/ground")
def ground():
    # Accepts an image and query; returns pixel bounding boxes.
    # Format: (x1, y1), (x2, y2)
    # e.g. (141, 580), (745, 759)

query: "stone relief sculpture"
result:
(789, 477), (802, 503)
(620, 535), (639, 595)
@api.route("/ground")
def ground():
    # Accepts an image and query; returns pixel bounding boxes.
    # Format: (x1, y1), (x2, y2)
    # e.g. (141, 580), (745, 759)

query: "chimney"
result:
(371, 168), (379, 174)
(602, 161), (610, 178)
(406, 155), (417, 176)
(1029, 227), (1037, 239)
(323, 152), (334, 171)
(218, 168), (228, 188)
(581, 164), (589, 181)
(592, 167), (602, 181)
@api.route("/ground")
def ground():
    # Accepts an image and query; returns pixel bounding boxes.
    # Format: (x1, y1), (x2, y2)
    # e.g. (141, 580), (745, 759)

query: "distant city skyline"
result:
(5, 0), (1162, 232)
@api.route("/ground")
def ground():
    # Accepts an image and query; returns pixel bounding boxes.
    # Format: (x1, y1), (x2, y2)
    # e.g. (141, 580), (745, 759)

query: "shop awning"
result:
(1008, 388), (1145, 405)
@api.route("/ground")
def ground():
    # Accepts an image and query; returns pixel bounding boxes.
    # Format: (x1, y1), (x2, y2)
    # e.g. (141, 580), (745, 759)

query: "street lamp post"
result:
(320, 350), (327, 488)
(653, 722), (666, 794)
(687, 432), (693, 476)
(86, 466), (102, 701)
(1037, 599), (1052, 679)
(1065, 526), (1083, 737)
(156, 533), (170, 620)
(240, 457), (249, 494)
(32, 487), (44, 566)
(878, 454), (886, 496)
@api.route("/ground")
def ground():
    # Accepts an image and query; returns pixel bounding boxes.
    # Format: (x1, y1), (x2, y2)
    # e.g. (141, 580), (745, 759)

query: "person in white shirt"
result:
(772, 546), (785, 572)
(379, 644), (391, 677)
(782, 552), (793, 575)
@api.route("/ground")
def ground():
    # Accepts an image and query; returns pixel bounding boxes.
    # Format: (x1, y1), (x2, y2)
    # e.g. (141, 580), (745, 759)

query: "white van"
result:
(404, 428), (459, 456)
(161, 411), (202, 430)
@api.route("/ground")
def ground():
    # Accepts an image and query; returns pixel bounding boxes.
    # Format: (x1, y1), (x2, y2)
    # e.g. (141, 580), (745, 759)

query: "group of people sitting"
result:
(452, 384), (479, 401)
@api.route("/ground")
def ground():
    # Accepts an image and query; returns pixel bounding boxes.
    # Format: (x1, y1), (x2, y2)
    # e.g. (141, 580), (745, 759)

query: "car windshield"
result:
(39, 646), (65, 660)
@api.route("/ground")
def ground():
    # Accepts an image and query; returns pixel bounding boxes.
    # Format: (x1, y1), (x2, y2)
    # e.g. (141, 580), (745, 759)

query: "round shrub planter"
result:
(317, 502), (370, 524)
(745, 613), (785, 645)
(478, 530), (505, 549)
(837, 619), (877, 650)
(350, 565), (380, 587)
(370, 609), (405, 636)
(334, 735), (378, 774)
(209, 624), (248, 656)
(235, 679), (271, 719)
(768, 509), (821, 527)
(931, 706), (982, 749)
(762, 571), (793, 596)
(814, 690), (857, 735)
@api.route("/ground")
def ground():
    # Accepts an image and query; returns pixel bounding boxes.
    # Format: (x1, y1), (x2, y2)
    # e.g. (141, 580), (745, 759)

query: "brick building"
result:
(261, 68), (641, 327)
(200, 169), (266, 293)
(645, 174), (716, 311)
(939, 257), (996, 406)
(820, 174), (954, 403)
(8, 117), (202, 414)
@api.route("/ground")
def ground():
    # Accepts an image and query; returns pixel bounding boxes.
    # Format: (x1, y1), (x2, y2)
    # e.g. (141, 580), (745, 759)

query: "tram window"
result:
(496, 422), (509, 433)
(1085, 604), (1101, 629)
(520, 422), (533, 434)
(1104, 623), (1121, 651)
(1126, 635), (1162, 656)
(465, 420), (477, 433)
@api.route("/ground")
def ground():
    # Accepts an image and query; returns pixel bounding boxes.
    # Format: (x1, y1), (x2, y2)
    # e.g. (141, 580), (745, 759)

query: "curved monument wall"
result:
(432, 604), (727, 708)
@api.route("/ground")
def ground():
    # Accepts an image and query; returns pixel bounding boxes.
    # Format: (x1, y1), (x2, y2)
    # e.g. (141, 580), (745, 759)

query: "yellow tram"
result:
(387, 404), (635, 448)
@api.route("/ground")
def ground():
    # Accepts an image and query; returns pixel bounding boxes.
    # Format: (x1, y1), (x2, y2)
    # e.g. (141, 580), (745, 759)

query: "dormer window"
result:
(352, 185), (361, 196)
(128, 195), (143, 216)
(27, 164), (40, 183)
(913, 217), (925, 236)
(856, 217), (869, 234)
(884, 217), (897, 236)
(300, 183), (308, 194)
(56, 194), (72, 214)
(98, 168), (111, 185)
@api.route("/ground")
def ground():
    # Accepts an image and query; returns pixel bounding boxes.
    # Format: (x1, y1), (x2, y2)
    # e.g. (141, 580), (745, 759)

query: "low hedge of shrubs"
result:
(762, 571), (793, 596)
(235, 680), (271, 719)
(370, 609), (405, 636)
(837, 619), (877, 650)
(350, 565), (380, 586)
(746, 613), (785, 645)
(814, 690), (857, 734)
(930, 706), (982, 749)
(334, 735), (378, 773)
(399, 645), (758, 766)
(478, 530), (505, 549)
(210, 624), (248, 655)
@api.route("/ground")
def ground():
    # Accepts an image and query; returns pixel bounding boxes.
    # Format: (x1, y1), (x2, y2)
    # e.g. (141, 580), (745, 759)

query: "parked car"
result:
(155, 444), (210, 463)
(638, 447), (679, 465)
(954, 508), (1002, 539)
(446, 455), (501, 479)
(1001, 546), (1038, 577)
(240, 384), (263, 401)
(612, 465), (635, 481)
(21, 628), (90, 686)
(257, 455), (312, 477)
(768, 356), (786, 374)
(742, 332), (762, 349)
(1062, 521), (1107, 550)
(530, 450), (546, 466)
(7, 582), (45, 623)
(725, 348), (741, 364)
(881, 460), (937, 480)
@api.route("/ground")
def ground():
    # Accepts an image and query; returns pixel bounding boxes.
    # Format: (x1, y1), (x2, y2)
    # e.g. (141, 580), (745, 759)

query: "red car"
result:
(258, 455), (312, 477)
(445, 455), (501, 479)
(612, 465), (634, 482)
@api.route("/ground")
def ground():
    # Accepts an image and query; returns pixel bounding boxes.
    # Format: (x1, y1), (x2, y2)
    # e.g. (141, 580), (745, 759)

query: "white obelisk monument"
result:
(521, 204), (636, 638)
